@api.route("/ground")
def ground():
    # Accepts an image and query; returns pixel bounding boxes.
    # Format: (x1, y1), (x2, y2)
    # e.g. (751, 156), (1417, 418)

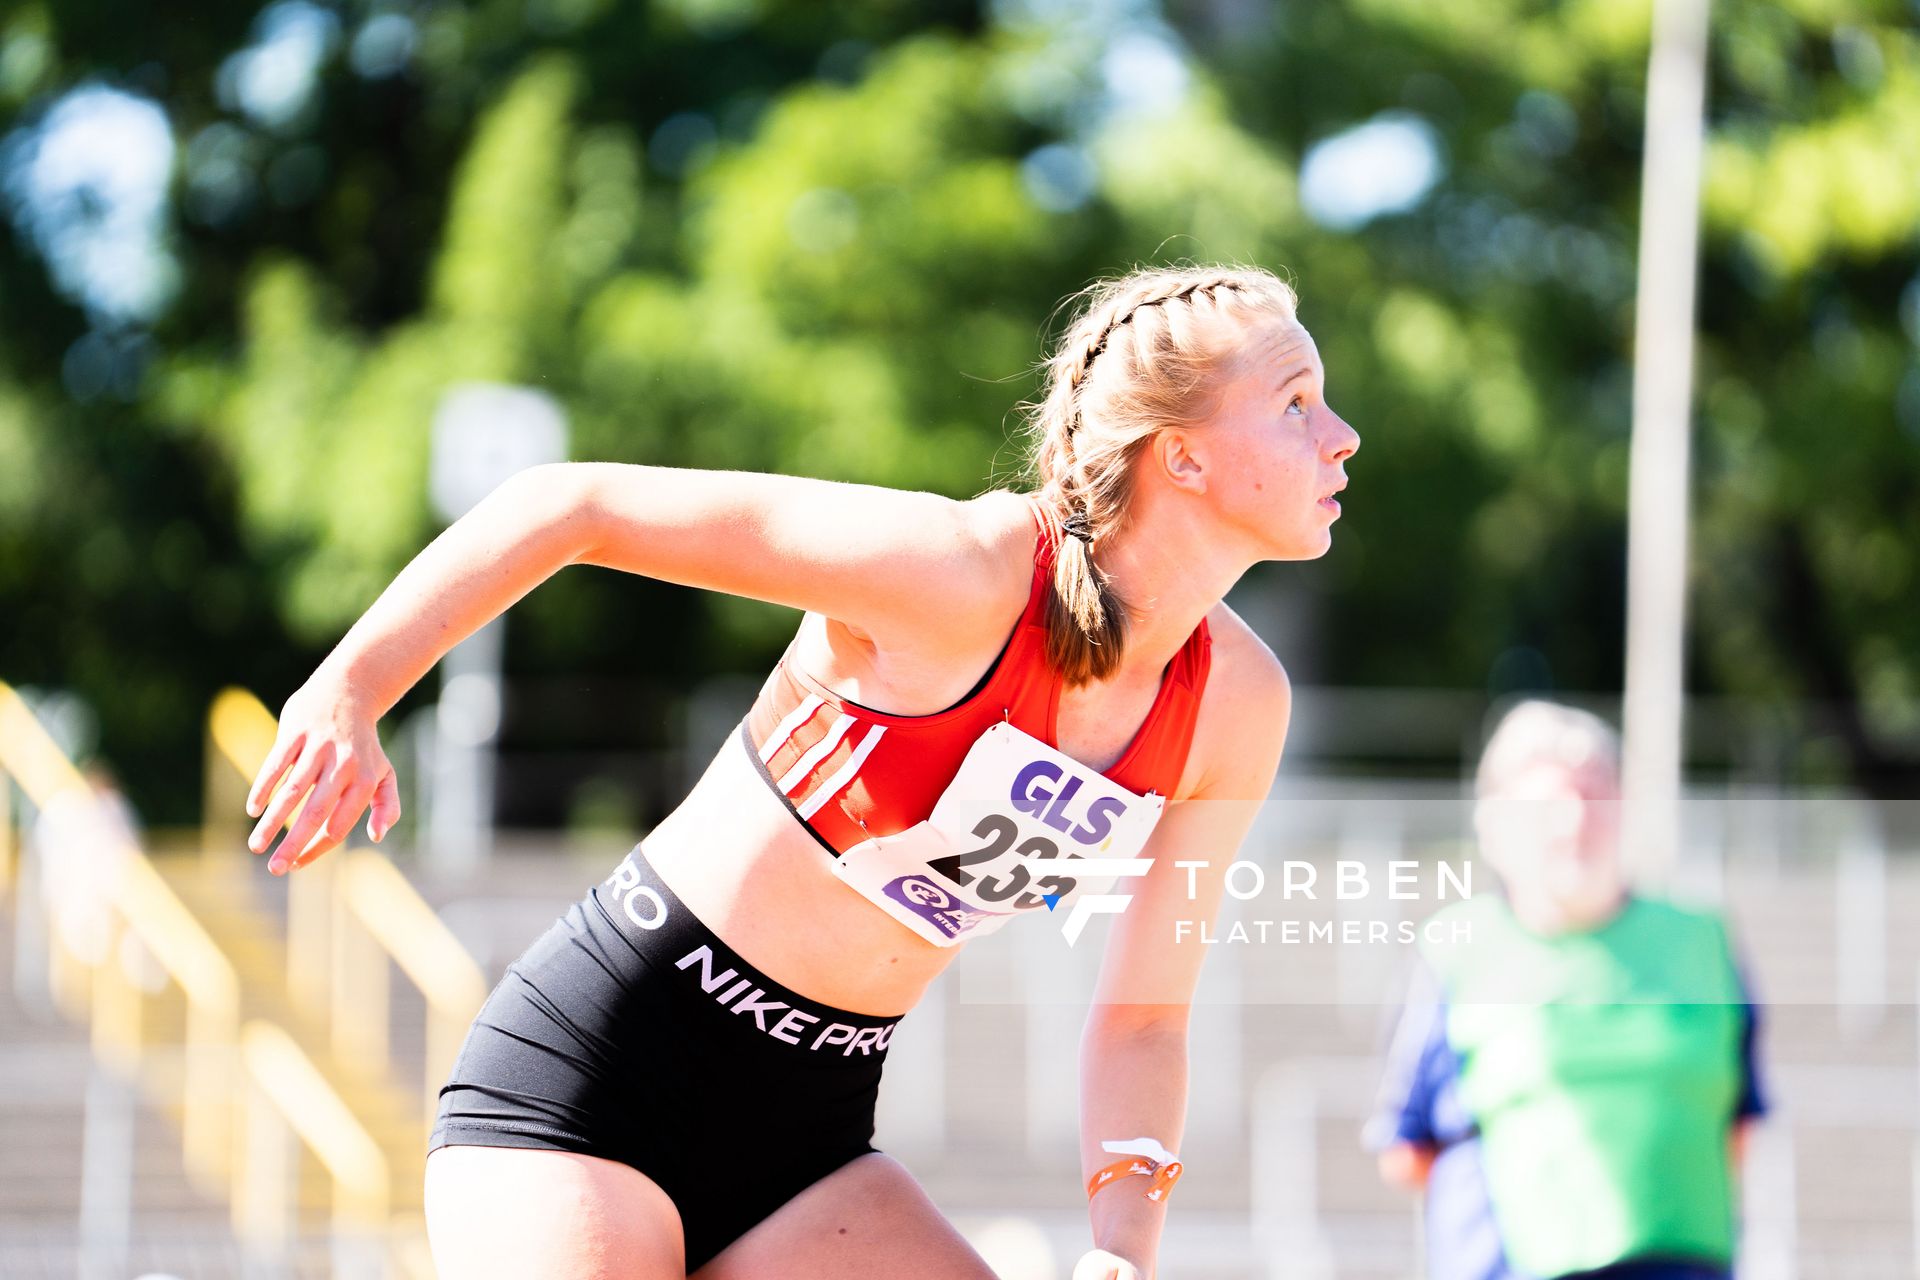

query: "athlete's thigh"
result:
(424, 1143), (686, 1280)
(691, 1151), (995, 1280)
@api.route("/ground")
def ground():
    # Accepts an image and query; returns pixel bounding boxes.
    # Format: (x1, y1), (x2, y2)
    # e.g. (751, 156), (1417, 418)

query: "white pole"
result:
(1835, 809), (1887, 1040)
(425, 383), (569, 875)
(77, 1060), (133, 1280)
(428, 617), (505, 873)
(1250, 1063), (1331, 1280)
(1621, 0), (1713, 884)
(1742, 1121), (1798, 1280)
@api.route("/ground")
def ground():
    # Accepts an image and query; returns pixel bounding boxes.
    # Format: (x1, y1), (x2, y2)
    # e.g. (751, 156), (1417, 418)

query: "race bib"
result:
(832, 719), (1166, 947)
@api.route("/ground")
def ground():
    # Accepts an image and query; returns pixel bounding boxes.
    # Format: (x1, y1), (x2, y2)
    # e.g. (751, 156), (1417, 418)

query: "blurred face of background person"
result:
(1472, 700), (1628, 934)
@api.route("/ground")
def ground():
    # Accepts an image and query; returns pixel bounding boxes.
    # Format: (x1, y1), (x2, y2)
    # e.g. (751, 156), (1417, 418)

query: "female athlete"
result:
(243, 263), (1359, 1279)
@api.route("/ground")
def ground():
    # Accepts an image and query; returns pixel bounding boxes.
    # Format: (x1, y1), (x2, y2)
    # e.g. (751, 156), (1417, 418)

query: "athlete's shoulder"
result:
(956, 488), (1048, 597)
(1186, 600), (1292, 799)
(828, 489), (1039, 652)
(1204, 599), (1291, 709)
(958, 488), (1046, 553)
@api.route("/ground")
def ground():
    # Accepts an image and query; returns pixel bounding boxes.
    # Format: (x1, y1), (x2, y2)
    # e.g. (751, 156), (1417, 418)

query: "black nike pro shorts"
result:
(428, 841), (904, 1272)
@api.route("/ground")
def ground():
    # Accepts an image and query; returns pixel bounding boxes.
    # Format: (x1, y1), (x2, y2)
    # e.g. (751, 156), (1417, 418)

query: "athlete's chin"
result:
(1268, 527), (1337, 561)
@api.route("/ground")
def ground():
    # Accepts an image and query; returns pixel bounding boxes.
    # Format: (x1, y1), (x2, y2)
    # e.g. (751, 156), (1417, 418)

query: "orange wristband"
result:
(1086, 1153), (1184, 1202)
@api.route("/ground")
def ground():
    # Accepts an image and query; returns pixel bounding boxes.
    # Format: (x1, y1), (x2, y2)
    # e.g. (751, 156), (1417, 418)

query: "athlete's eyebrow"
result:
(1272, 367), (1318, 398)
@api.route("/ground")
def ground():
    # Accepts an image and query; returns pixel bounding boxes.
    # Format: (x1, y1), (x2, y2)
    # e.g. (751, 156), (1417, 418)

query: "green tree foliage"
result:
(1186, 0), (1919, 790)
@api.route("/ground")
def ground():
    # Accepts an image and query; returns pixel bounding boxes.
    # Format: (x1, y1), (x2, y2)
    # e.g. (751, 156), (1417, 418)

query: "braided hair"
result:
(1018, 263), (1299, 686)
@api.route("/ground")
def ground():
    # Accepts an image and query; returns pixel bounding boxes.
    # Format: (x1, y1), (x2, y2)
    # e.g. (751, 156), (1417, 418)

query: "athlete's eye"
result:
(1285, 395), (1307, 417)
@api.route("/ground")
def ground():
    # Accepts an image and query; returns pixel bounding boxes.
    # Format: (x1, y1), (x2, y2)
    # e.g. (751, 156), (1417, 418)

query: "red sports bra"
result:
(738, 494), (1213, 856)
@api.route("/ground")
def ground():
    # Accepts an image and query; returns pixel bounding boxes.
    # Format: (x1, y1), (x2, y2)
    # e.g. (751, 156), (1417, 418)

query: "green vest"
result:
(1419, 894), (1745, 1277)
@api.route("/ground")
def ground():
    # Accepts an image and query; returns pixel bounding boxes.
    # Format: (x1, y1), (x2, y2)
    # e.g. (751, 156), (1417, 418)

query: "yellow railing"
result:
(0, 680), (415, 1274)
(334, 850), (491, 1115)
(0, 747), (13, 903)
(1, 680), (241, 1193)
(207, 686), (489, 1129)
(236, 1020), (390, 1251)
(205, 686), (279, 868)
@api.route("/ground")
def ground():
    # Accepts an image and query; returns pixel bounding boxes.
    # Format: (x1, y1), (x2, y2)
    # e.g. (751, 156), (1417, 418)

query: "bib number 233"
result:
(832, 720), (1164, 947)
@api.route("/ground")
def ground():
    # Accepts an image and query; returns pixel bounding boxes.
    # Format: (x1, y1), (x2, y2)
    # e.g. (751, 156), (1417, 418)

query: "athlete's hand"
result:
(1072, 1248), (1144, 1280)
(245, 674), (401, 874)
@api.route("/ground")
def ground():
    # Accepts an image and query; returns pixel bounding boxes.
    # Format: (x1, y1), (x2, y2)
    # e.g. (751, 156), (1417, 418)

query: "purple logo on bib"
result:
(882, 875), (1011, 939)
(1011, 761), (1131, 846)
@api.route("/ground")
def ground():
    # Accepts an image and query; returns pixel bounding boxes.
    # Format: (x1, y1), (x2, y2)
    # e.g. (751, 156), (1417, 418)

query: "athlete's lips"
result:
(1317, 479), (1347, 514)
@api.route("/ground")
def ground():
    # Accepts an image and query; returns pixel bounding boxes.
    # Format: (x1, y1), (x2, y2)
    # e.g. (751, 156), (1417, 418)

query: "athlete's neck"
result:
(1087, 485), (1248, 679)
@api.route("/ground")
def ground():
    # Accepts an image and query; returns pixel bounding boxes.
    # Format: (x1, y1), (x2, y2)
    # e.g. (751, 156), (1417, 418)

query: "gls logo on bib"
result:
(833, 720), (1164, 947)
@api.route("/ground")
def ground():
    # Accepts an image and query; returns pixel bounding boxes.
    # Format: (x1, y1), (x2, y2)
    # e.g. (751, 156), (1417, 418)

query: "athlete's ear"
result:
(1157, 428), (1207, 495)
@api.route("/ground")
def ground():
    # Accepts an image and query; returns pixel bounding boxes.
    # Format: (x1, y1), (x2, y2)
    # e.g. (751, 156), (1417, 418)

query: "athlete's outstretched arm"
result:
(1074, 634), (1292, 1279)
(572, 462), (1029, 650)
(245, 463), (598, 868)
(245, 462), (1025, 870)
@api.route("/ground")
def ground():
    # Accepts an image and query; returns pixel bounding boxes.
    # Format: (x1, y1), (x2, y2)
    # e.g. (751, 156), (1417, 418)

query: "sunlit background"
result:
(2, 0), (1917, 1276)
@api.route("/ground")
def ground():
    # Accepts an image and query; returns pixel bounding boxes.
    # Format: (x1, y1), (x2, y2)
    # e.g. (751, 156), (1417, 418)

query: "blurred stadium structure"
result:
(4, 674), (1918, 1279)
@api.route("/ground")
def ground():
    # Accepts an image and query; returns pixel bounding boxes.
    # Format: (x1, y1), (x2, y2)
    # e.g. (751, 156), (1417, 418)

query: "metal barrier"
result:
(205, 687), (278, 870)
(0, 679), (412, 1275)
(1249, 1056), (1401, 1280)
(3, 680), (241, 1194)
(237, 1020), (391, 1274)
(0, 746), (13, 906)
(334, 850), (491, 1116)
(207, 686), (488, 1130)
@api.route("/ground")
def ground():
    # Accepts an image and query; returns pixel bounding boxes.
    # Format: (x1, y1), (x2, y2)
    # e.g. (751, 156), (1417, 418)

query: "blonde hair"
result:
(1017, 263), (1300, 687)
(1474, 699), (1621, 800)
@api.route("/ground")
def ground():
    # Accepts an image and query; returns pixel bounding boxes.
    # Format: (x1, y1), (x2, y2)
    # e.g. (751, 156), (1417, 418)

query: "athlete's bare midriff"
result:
(639, 721), (955, 1016)
(639, 598), (1225, 1018)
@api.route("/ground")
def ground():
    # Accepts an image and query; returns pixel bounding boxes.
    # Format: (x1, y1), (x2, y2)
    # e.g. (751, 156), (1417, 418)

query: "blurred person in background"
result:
(1365, 699), (1767, 1280)
(30, 757), (141, 972)
(243, 262), (1358, 1279)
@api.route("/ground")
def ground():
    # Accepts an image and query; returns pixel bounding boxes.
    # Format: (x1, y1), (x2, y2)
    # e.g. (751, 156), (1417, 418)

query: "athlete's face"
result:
(1193, 319), (1360, 560)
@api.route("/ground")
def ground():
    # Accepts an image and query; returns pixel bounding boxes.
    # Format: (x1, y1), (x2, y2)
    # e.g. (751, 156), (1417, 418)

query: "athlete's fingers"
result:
(270, 787), (342, 873)
(249, 741), (332, 855)
(245, 726), (307, 822)
(326, 774), (378, 845)
(367, 768), (401, 843)
(266, 759), (353, 873)
(283, 774), (378, 872)
(249, 740), (322, 852)
(282, 823), (341, 872)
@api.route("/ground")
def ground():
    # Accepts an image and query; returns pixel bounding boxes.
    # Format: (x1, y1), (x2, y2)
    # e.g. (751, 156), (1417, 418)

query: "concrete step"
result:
(0, 1215), (336, 1280)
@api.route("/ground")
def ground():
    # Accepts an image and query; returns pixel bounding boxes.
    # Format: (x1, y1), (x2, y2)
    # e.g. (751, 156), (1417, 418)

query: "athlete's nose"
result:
(1327, 412), (1360, 463)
